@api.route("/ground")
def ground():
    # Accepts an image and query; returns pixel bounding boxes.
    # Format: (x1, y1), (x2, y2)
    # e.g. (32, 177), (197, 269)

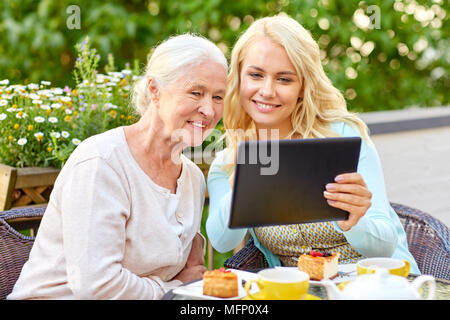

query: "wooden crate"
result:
(0, 164), (60, 211)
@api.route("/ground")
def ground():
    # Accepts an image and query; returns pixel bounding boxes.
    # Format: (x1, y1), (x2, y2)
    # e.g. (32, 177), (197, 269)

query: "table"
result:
(162, 273), (450, 300)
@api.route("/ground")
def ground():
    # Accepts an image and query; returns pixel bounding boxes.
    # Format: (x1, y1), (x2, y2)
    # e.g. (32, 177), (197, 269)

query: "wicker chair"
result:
(391, 202), (450, 280)
(0, 206), (46, 300)
(224, 202), (450, 280)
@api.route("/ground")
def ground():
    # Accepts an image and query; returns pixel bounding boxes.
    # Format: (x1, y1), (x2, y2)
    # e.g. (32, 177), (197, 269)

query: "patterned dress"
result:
(254, 222), (363, 266)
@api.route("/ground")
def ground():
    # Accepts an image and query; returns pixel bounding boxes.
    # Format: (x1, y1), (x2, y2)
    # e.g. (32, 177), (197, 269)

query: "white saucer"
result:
(275, 263), (357, 284)
(172, 269), (258, 300)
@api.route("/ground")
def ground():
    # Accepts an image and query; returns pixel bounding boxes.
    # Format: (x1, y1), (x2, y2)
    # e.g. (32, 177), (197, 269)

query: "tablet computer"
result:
(228, 137), (361, 229)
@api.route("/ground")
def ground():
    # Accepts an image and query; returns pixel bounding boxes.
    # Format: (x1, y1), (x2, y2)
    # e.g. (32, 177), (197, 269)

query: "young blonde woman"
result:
(206, 15), (420, 274)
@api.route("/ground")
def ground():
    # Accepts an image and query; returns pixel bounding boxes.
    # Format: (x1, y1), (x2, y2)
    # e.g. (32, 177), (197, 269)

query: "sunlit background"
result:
(0, 0), (448, 112)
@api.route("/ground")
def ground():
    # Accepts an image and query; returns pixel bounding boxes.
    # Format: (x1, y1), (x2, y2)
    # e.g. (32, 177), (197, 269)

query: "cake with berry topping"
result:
(203, 267), (238, 298)
(297, 251), (340, 281)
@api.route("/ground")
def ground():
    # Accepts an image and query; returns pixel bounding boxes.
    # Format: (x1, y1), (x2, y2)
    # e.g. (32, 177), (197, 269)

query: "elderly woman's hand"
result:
(173, 265), (207, 283)
(173, 233), (207, 283)
(185, 233), (205, 268)
(323, 172), (372, 232)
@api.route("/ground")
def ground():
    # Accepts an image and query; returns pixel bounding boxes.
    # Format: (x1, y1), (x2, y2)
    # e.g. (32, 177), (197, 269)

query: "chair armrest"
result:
(0, 206), (46, 238)
(224, 238), (269, 270)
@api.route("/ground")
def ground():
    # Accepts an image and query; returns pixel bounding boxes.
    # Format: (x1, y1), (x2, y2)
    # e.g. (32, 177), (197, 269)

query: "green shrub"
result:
(0, 37), (138, 168)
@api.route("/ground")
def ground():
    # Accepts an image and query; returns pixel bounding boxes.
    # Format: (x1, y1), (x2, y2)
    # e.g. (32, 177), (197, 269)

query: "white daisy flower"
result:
(0, 100), (7, 106)
(41, 81), (51, 86)
(96, 75), (106, 83)
(32, 99), (43, 105)
(39, 90), (53, 98)
(104, 103), (118, 110)
(108, 72), (123, 79)
(34, 116), (45, 123)
(50, 132), (61, 138)
(13, 85), (26, 92)
(60, 96), (71, 102)
(51, 103), (62, 109)
(40, 104), (50, 110)
(65, 109), (73, 115)
(61, 131), (70, 138)
(34, 132), (44, 140)
(0, 79), (9, 85)
(7, 107), (22, 112)
(48, 117), (58, 123)
(0, 113), (7, 120)
(28, 83), (39, 90)
(72, 138), (81, 146)
(16, 112), (28, 119)
(29, 93), (41, 100)
(17, 138), (27, 146)
(52, 88), (63, 95)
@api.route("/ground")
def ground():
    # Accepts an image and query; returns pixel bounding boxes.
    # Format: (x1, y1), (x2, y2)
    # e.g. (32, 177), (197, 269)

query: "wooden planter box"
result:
(0, 164), (60, 211)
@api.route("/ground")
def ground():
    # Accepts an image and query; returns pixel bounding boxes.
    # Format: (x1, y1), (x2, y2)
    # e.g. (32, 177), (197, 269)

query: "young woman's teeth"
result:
(257, 103), (277, 109)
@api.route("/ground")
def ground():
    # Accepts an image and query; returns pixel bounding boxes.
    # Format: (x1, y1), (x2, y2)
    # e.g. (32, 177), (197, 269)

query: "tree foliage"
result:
(0, 0), (448, 111)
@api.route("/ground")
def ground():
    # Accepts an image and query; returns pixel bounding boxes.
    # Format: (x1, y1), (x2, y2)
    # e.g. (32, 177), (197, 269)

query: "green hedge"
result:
(1, 0), (448, 112)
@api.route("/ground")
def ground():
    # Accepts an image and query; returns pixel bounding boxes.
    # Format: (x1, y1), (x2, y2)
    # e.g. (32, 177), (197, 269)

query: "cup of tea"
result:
(357, 257), (410, 277)
(244, 268), (310, 300)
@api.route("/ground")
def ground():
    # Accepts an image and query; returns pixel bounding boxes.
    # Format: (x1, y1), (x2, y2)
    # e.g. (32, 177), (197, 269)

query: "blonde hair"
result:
(223, 15), (370, 170)
(132, 33), (228, 116)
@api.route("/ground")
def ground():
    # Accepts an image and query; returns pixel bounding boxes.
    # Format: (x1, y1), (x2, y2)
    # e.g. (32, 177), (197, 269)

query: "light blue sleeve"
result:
(205, 150), (248, 253)
(207, 123), (407, 262)
(331, 122), (398, 257)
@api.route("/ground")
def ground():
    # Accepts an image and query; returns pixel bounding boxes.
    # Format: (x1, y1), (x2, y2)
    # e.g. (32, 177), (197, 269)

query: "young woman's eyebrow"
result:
(247, 65), (297, 76)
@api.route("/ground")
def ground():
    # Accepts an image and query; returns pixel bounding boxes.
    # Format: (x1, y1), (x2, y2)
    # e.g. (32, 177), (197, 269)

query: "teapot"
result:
(321, 269), (436, 300)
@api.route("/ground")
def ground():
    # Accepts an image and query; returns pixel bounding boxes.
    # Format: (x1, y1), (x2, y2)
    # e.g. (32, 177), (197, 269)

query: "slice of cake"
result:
(297, 250), (340, 281)
(203, 267), (239, 298)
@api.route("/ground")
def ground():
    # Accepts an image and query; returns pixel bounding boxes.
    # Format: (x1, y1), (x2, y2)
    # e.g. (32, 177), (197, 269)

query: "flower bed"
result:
(0, 37), (139, 169)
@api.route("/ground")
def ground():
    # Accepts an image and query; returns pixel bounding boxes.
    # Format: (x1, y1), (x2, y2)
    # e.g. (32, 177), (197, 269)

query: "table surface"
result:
(162, 273), (450, 300)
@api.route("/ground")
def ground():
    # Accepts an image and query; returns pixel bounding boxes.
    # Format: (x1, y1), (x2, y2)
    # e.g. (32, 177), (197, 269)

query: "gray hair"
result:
(131, 33), (228, 116)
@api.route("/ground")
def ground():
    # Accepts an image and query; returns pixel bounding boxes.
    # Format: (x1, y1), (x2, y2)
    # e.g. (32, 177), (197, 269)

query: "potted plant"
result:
(0, 38), (139, 210)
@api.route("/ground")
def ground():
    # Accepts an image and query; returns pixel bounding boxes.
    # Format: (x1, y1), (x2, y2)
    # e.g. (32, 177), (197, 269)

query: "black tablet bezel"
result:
(228, 137), (361, 229)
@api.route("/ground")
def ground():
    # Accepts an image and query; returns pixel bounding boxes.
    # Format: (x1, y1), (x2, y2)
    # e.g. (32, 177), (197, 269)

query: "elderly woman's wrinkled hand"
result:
(172, 233), (207, 283)
(323, 172), (372, 232)
(173, 265), (207, 284)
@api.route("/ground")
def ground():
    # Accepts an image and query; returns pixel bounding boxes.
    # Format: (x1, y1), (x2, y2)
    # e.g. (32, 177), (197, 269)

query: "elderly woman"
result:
(206, 15), (420, 274)
(8, 34), (227, 300)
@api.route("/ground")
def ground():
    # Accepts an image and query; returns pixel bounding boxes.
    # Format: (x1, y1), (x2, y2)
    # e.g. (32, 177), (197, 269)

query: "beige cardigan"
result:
(8, 127), (206, 300)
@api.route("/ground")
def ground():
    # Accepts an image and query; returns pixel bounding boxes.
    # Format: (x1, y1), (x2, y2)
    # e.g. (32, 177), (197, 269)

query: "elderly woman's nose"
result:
(198, 97), (215, 118)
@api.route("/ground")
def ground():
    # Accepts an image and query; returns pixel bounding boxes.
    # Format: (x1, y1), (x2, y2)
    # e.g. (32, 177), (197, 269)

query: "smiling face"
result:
(239, 37), (303, 138)
(155, 59), (227, 146)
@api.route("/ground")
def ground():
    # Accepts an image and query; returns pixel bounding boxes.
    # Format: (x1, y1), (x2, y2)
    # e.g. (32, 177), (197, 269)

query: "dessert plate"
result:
(275, 263), (357, 284)
(172, 269), (258, 300)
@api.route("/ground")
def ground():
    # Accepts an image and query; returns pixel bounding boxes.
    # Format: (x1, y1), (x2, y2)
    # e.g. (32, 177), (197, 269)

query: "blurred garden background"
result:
(0, 0), (448, 268)
(1, 0), (448, 111)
